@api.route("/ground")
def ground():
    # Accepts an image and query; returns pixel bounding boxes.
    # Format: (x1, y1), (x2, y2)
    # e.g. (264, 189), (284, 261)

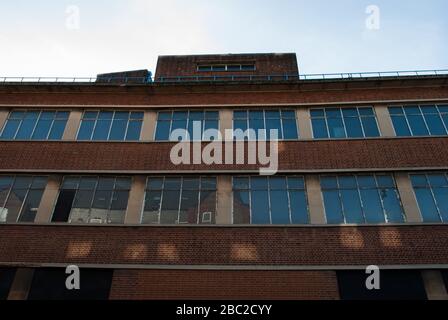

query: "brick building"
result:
(0, 53), (447, 300)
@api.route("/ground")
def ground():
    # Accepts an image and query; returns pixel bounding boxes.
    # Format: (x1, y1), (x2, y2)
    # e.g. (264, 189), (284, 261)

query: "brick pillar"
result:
(35, 175), (62, 223)
(7, 268), (34, 300)
(124, 176), (146, 224)
(216, 175), (232, 224)
(394, 172), (422, 223)
(297, 108), (312, 139)
(141, 110), (157, 141)
(219, 109), (233, 140)
(374, 104), (395, 137)
(305, 175), (326, 224)
(422, 270), (448, 300)
(62, 110), (83, 140)
(0, 109), (8, 131)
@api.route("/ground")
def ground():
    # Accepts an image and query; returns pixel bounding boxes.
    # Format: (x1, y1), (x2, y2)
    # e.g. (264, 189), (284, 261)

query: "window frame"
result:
(231, 175), (309, 225)
(76, 110), (144, 141)
(197, 64), (256, 72)
(310, 106), (381, 139)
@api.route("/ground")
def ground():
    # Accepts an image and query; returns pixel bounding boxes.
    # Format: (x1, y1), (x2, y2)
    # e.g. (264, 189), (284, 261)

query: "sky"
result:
(0, 0), (447, 77)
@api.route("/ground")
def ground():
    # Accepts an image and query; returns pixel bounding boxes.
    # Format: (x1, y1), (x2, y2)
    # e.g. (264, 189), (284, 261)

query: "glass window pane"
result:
(344, 117), (363, 138)
(233, 120), (248, 132)
(251, 190), (270, 224)
(164, 178), (181, 190)
(125, 120), (141, 141)
(310, 109), (324, 117)
(404, 106), (421, 115)
(312, 119), (328, 138)
(327, 118), (346, 138)
(201, 177), (216, 190)
(114, 111), (129, 120)
(31, 119), (52, 140)
(171, 120), (187, 140)
(4, 188), (27, 222)
(358, 108), (375, 116)
(433, 188), (448, 222)
(323, 190), (344, 224)
(414, 189), (440, 222)
(77, 120), (95, 140)
(282, 119), (298, 139)
(358, 175), (376, 188)
(155, 121), (170, 141)
(79, 177), (97, 190)
(109, 120), (127, 141)
(173, 111), (188, 120)
(340, 189), (364, 223)
(234, 111), (247, 119)
(265, 110), (280, 119)
(411, 175), (428, 187)
(56, 111), (69, 119)
(13, 177), (32, 189)
(233, 190), (250, 224)
(98, 111), (113, 120)
(339, 176), (357, 188)
(407, 115), (429, 136)
(389, 107), (404, 115)
(427, 174), (448, 187)
(83, 111), (98, 119)
(205, 111), (219, 119)
(251, 177), (268, 190)
(31, 177), (48, 189)
(269, 177), (287, 190)
(249, 118), (265, 139)
(320, 176), (338, 189)
(97, 178), (114, 190)
(92, 119), (112, 140)
(270, 190), (290, 224)
(62, 177), (80, 189)
(383, 187), (407, 222)
(361, 117), (380, 137)
(15, 118), (38, 139)
(147, 178), (164, 190)
(281, 110), (296, 118)
(92, 190), (112, 209)
(326, 109), (342, 118)
(342, 108), (358, 117)
(376, 175), (395, 188)
(0, 176), (13, 207)
(160, 190), (180, 224)
(18, 189), (44, 222)
(73, 190), (94, 208)
(178, 190), (199, 224)
(360, 189), (385, 223)
(199, 190), (216, 224)
(183, 178), (200, 190)
(1, 120), (21, 139)
(110, 190), (129, 210)
(130, 112), (144, 120)
(158, 112), (172, 120)
(48, 120), (67, 140)
(424, 114), (447, 135)
(249, 110), (263, 119)
(9, 111), (25, 119)
(391, 116), (411, 136)
(289, 190), (308, 224)
(233, 177), (249, 189)
(142, 190), (162, 224)
(189, 111), (203, 120)
(266, 118), (282, 140)
(115, 177), (132, 190)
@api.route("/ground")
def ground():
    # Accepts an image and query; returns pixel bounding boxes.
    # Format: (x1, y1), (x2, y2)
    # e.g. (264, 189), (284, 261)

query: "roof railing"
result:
(1, 69), (447, 84)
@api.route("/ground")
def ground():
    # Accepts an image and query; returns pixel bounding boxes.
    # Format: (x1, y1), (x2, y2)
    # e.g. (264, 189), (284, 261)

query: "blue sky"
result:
(0, 0), (447, 77)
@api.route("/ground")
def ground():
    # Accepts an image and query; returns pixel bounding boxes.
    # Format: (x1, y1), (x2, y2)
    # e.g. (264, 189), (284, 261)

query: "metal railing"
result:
(1, 69), (447, 84)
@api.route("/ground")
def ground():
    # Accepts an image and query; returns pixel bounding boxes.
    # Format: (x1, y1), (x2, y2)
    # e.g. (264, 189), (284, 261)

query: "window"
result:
(0, 176), (47, 223)
(28, 268), (113, 300)
(197, 64), (256, 72)
(142, 176), (217, 224)
(0, 268), (17, 300)
(77, 111), (143, 141)
(233, 176), (309, 224)
(51, 176), (131, 224)
(154, 110), (219, 141)
(389, 105), (448, 137)
(233, 109), (298, 140)
(0, 110), (69, 140)
(410, 173), (448, 222)
(311, 107), (380, 139)
(320, 174), (405, 224)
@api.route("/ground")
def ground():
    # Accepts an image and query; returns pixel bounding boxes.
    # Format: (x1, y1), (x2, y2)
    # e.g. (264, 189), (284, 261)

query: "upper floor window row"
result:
(389, 105), (448, 137)
(411, 173), (448, 223)
(233, 109), (298, 140)
(0, 175), (48, 223)
(77, 111), (143, 141)
(311, 107), (380, 139)
(155, 110), (219, 141)
(0, 110), (68, 141)
(197, 64), (256, 72)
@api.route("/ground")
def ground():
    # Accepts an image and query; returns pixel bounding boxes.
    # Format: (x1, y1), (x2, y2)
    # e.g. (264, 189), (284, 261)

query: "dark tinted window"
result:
(0, 268), (16, 300)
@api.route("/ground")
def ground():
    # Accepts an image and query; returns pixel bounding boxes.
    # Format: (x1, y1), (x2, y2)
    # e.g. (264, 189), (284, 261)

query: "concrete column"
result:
(124, 176), (146, 224)
(305, 175), (326, 224)
(374, 104), (395, 137)
(35, 175), (62, 223)
(7, 268), (34, 300)
(394, 172), (422, 223)
(0, 109), (9, 131)
(216, 175), (232, 224)
(297, 108), (313, 139)
(62, 110), (83, 140)
(422, 270), (448, 300)
(141, 110), (157, 141)
(219, 109), (233, 140)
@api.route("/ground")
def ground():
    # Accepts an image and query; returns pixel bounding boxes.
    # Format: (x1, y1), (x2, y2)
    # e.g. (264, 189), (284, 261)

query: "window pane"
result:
(178, 190), (199, 224)
(77, 121), (95, 140)
(358, 108), (375, 116)
(142, 190), (162, 224)
(327, 118), (346, 138)
(79, 177), (97, 190)
(164, 178), (181, 190)
(173, 111), (188, 120)
(73, 190), (94, 208)
(424, 114), (447, 135)
(339, 176), (357, 188)
(15, 118), (37, 139)
(320, 176), (338, 189)
(380, 189), (404, 223)
(92, 119), (112, 140)
(358, 175), (376, 188)
(251, 177), (268, 190)
(289, 190), (308, 224)
(31, 119), (52, 140)
(92, 190), (112, 209)
(110, 190), (129, 211)
(109, 120), (127, 141)
(288, 177), (304, 189)
(340, 189), (364, 223)
(234, 111), (247, 119)
(414, 189), (440, 222)
(13, 177), (32, 189)
(160, 190), (180, 224)
(125, 121), (141, 141)
(282, 119), (298, 139)
(251, 190), (270, 224)
(361, 117), (380, 137)
(98, 111), (113, 120)
(97, 178), (114, 190)
(233, 120), (248, 133)
(4, 188), (27, 222)
(233, 177), (249, 189)
(48, 120), (67, 140)
(1, 120), (21, 139)
(269, 177), (287, 190)
(158, 112), (171, 120)
(344, 117), (363, 138)
(249, 118), (265, 139)
(391, 116), (411, 136)
(433, 188), (448, 222)
(0, 177), (13, 208)
(18, 189), (44, 222)
(233, 190), (250, 224)
(407, 115), (429, 136)
(323, 190), (344, 223)
(171, 120), (187, 140)
(360, 189), (385, 223)
(266, 118), (282, 140)
(199, 190), (216, 224)
(155, 121), (170, 140)
(270, 190), (290, 224)
(312, 119), (328, 138)
(83, 111), (98, 119)
(147, 178), (164, 190)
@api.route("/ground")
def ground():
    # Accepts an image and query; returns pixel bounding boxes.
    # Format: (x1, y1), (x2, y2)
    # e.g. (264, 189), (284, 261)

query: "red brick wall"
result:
(110, 270), (339, 300)
(0, 79), (446, 106)
(0, 138), (447, 172)
(1, 225), (447, 266)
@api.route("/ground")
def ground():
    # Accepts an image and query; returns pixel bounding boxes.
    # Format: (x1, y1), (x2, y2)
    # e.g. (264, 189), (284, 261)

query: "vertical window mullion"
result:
(419, 106), (432, 136)
(357, 108), (367, 138)
(29, 111), (42, 140)
(176, 177), (184, 224)
(402, 107), (415, 136)
(354, 175), (368, 223)
(89, 112), (99, 141)
(45, 113), (56, 140)
(324, 109), (331, 138)
(16, 186), (32, 222)
(339, 109), (348, 138)
(426, 174), (443, 222)
(374, 174), (389, 223)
